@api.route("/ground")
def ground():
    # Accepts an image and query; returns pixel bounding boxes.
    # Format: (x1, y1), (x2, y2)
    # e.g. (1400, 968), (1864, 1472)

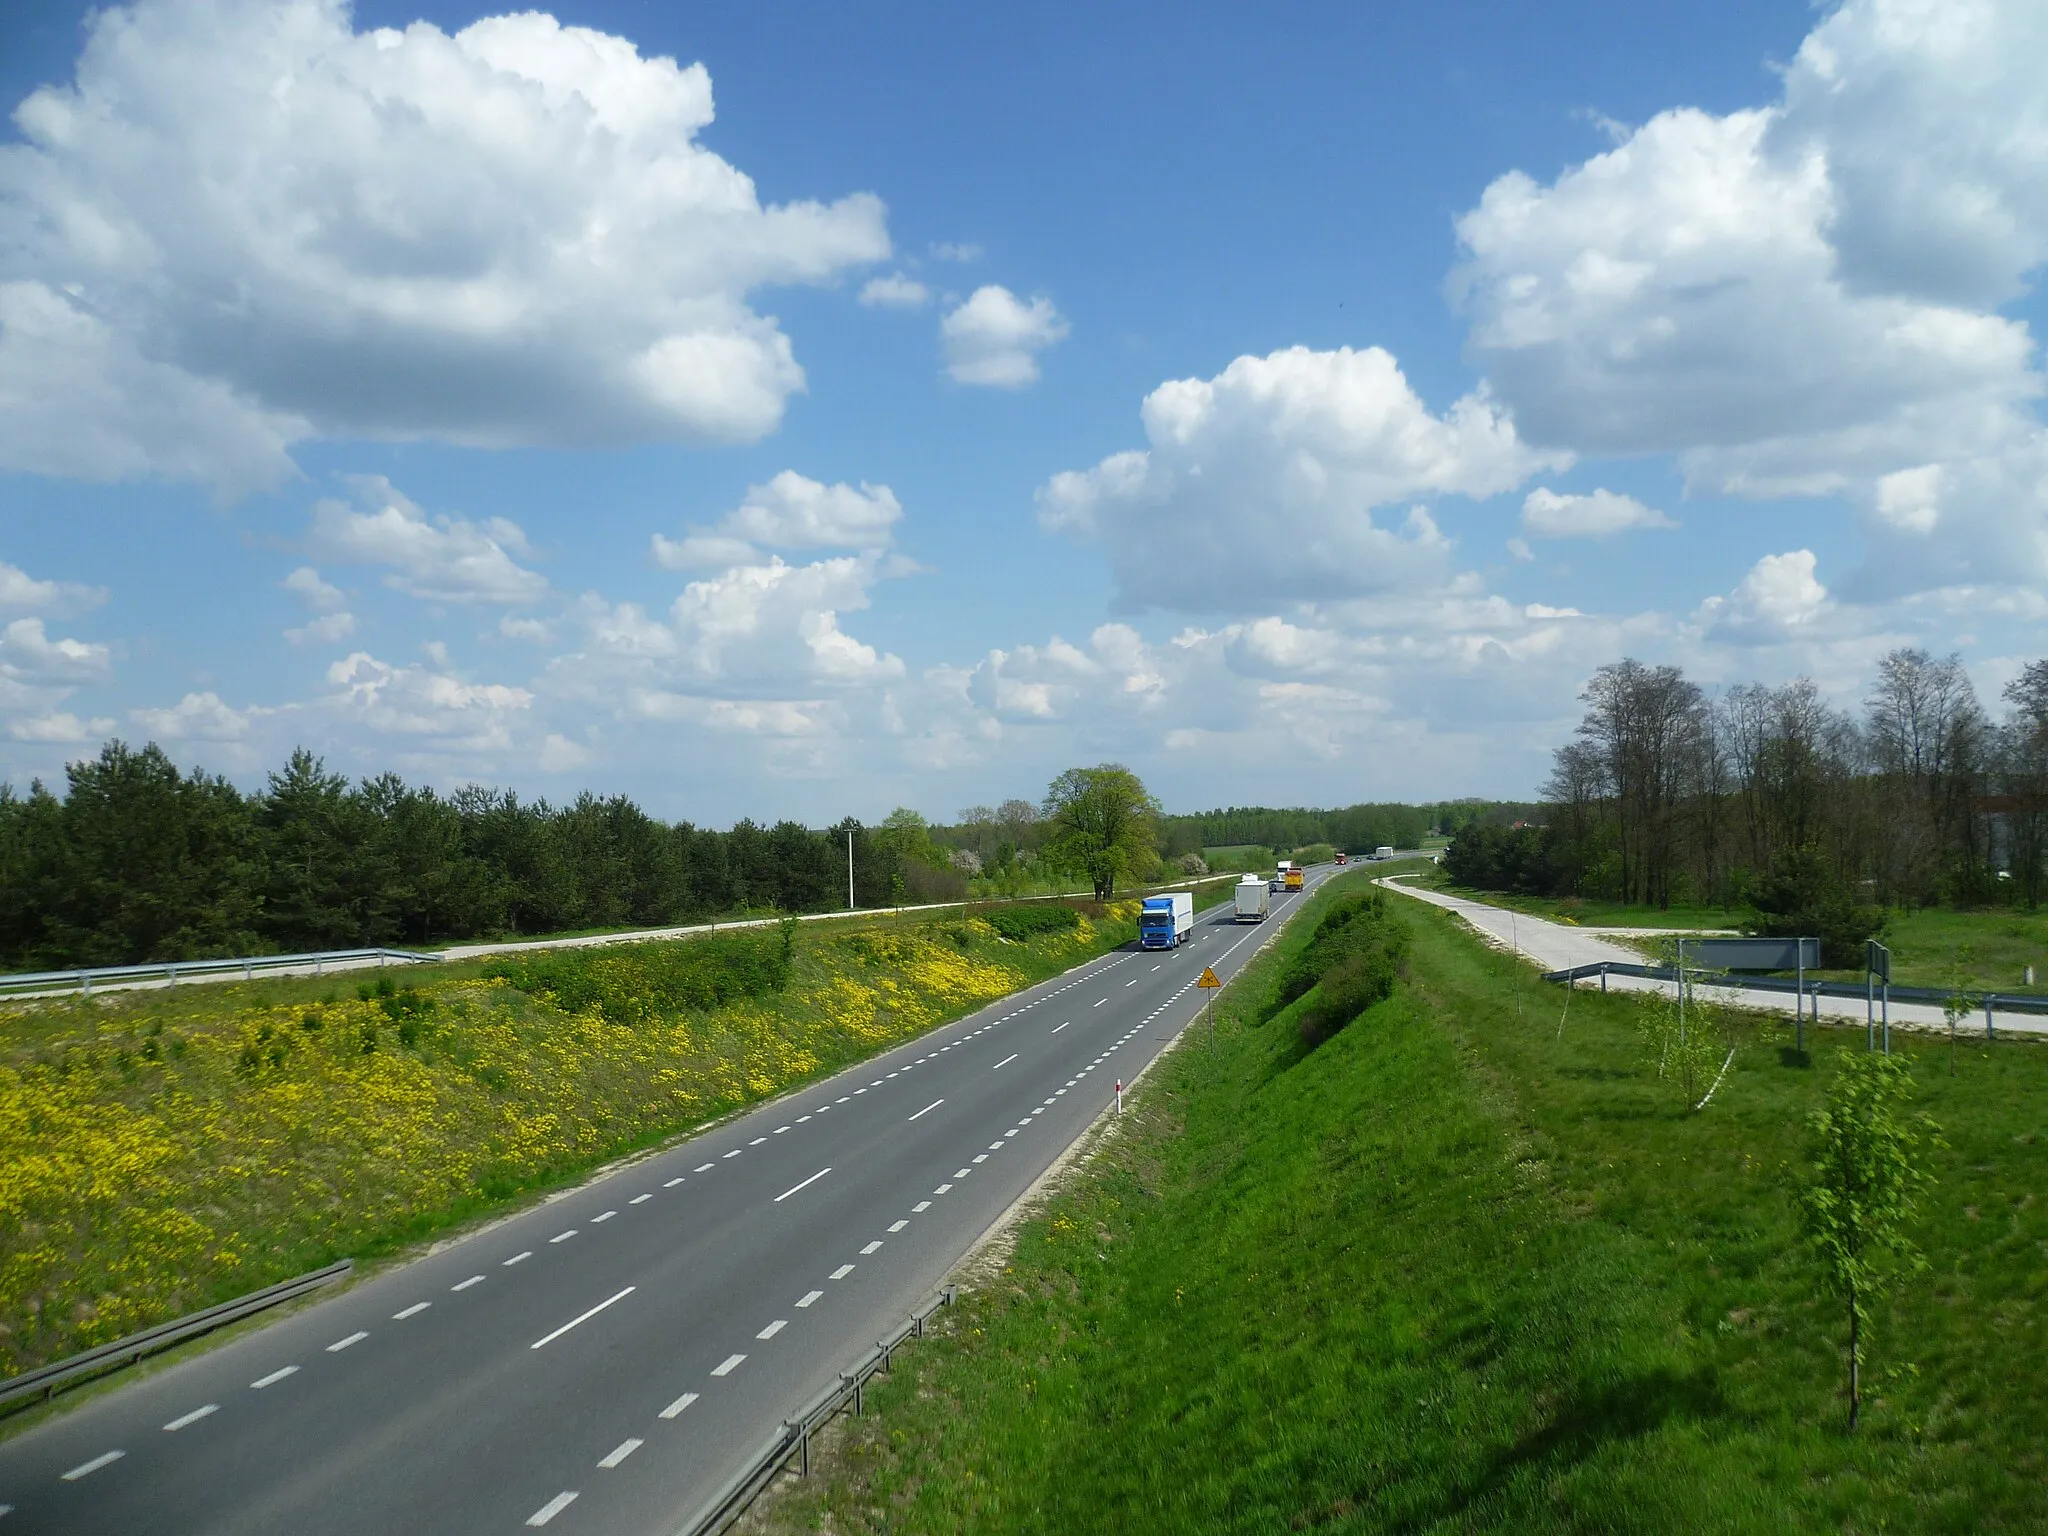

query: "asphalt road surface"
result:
(0, 869), (1333, 1535)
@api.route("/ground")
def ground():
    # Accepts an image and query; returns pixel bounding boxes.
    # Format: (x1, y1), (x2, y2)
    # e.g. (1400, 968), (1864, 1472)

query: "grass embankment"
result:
(1409, 868), (2048, 996)
(758, 874), (2048, 1532)
(0, 900), (1155, 1379)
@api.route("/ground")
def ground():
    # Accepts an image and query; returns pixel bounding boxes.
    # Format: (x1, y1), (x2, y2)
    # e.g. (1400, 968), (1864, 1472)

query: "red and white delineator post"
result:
(1114, 1080), (1123, 1115)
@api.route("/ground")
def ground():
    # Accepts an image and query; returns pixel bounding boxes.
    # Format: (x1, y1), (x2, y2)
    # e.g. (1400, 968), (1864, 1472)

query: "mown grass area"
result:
(1410, 868), (2048, 996)
(0, 901), (1146, 1380)
(757, 873), (2048, 1533)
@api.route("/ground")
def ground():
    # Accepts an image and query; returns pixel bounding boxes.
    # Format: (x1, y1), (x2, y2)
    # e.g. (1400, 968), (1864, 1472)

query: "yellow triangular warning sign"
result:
(1197, 966), (1221, 989)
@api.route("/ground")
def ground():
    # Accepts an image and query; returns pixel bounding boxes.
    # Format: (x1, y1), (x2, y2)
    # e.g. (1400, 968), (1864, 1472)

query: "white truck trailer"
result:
(1374, 845), (1395, 861)
(1234, 875), (1270, 922)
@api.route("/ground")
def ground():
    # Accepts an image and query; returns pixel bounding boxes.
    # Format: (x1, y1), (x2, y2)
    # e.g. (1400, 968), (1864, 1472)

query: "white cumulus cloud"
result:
(1697, 550), (1832, 641)
(0, 0), (890, 493)
(1451, 0), (2048, 597)
(0, 558), (106, 616)
(653, 472), (903, 570)
(941, 286), (1068, 387)
(859, 273), (930, 309)
(130, 690), (255, 741)
(1039, 345), (1562, 611)
(310, 477), (546, 604)
(1521, 487), (1675, 538)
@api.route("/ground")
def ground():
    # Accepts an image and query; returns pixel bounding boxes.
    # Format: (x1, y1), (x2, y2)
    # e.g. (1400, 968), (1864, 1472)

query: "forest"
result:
(0, 742), (1470, 971)
(1447, 649), (2048, 946)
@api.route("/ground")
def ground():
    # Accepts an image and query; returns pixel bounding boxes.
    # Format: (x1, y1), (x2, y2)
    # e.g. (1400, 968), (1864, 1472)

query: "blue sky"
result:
(3, 0), (2045, 822)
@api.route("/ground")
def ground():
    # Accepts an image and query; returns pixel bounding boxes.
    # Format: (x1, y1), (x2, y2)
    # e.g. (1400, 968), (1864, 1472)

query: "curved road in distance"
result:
(0, 867), (1339, 1535)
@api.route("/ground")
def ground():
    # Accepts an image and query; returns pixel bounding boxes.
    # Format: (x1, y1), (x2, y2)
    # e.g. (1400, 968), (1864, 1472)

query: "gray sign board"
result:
(1866, 941), (1891, 981)
(1683, 936), (1820, 972)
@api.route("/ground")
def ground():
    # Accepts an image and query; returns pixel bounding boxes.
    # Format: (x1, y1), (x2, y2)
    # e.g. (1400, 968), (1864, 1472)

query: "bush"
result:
(1443, 822), (1561, 895)
(1265, 891), (1408, 1046)
(482, 929), (791, 1025)
(980, 903), (1083, 941)
(1744, 844), (1885, 967)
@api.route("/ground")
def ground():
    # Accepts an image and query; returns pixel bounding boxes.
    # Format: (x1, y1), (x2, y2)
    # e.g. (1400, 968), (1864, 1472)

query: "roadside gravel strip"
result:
(0, 874), (1333, 1536)
(1378, 876), (2047, 1040)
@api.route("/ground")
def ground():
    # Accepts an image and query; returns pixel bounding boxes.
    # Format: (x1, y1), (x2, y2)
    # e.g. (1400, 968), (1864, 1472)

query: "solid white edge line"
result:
(529, 1286), (636, 1350)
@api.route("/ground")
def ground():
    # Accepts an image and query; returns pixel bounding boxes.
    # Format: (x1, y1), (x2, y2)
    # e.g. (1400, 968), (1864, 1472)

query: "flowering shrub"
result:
(0, 908), (1128, 1376)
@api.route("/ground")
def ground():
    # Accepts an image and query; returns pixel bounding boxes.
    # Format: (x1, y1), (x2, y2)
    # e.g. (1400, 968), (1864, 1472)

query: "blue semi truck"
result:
(1139, 891), (1195, 949)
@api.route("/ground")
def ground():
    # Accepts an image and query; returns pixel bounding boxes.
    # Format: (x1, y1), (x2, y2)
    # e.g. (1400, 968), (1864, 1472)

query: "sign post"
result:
(1197, 965), (1221, 1040)
(1866, 941), (1891, 1053)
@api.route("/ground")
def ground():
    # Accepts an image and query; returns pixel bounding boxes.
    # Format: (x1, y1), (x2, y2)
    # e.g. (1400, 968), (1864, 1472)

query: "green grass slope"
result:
(760, 875), (2048, 1533)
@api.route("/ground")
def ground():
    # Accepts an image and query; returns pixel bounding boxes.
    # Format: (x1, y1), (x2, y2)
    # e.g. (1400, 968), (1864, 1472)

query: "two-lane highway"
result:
(0, 871), (1334, 1534)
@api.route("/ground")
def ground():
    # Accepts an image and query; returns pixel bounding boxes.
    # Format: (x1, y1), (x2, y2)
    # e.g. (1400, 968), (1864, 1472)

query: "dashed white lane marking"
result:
(1125, 979), (1139, 987)
(326, 1331), (368, 1353)
(666, 1175), (687, 1187)
(907, 1098), (944, 1122)
(526, 1491), (578, 1526)
(163, 1404), (217, 1432)
(757, 1319), (788, 1340)
(775, 1166), (832, 1202)
(993, 1053), (1018, 1069)
(60, 1451), (123, 1481)
(598, 1438), (643, 1468)
(592, 1210), (616, 1223)
(853, 1088), (868, 1096)
(749, 1137), (767, 1146)
(934, 1182), (953, 1194)
(988, 1142), (1006, 1151)
(550, 1231), (576, 1245)
(796, 1290), (823, 1308)
(251, 1366), (297, 1389)
(711, 1354), (746, 1377)
(972, 1154), (989, 1164)
(955, 1168), (972, 1178)
(836, 1095), (851, 1103)
(660, 1392), (699, 1419)
(886, 1071), (900, 1079)
(695, 1162), (715, 1172)
(504, 1251), (532, 1266)
(394, 1302), (431, 1320)
(1151, 964), (1162, 971)
(630, 1194), (652, 1205)
(773, 1126), (789, 1135)
(1093, 998), (1107, 1008)
(912, 1200), (932, 1212)
(860, 1240), (884, 1255)
(1052, 1021), (1070, 1033)
(452, 1274), (486, 1291)
(797, 1114), (813, 1123)
(530, 1286), (636, 1350)
(830, 1264), (855, 1280)
(888, 1220), (909, 1232)
(723, 1149), (744, 1159)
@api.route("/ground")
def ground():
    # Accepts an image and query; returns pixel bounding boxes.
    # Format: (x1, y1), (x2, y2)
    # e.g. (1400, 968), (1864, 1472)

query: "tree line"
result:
(1448, 649), (2048, 949)
(0, 743), (971, 970)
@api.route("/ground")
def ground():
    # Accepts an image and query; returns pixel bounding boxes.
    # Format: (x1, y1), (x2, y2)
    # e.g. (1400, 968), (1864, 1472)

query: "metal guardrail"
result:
(1540, 960), (2048, 1018)
(674, 1285), (958, 1536)
(0, 1260), (353, 1416)
(0, 948), (432, 999)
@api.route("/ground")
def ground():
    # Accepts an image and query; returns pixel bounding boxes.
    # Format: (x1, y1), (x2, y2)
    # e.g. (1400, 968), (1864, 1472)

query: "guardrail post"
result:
(1986, 998), (1996, 1042)
(167, 963), (176, 988)
(315, 954), (324, 977)
(879, 1341), (892, 1374)
(80, 970), (91, 999)
(1599, 966), (1607, 994)
(243, 959), (252, 982)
